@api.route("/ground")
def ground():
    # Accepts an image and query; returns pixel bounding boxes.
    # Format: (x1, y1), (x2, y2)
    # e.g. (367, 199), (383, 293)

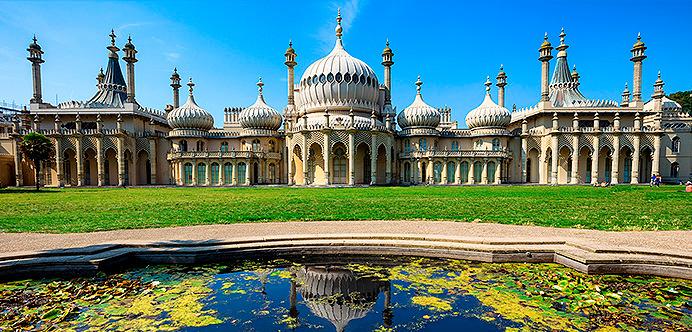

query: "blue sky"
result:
(0, 0), (690, 127)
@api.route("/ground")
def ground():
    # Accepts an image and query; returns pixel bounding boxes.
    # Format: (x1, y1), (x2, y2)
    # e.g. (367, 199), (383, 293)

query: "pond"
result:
(1, 256), (691, 331)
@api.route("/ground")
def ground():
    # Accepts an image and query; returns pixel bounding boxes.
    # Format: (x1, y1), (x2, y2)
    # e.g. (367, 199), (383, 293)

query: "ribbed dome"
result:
(239, 78), (282, 131)
(297, 11), (379, 114)
(465, 78), (511, 129)
(397, 76), (440, 129)
(167, 79), (214, 131)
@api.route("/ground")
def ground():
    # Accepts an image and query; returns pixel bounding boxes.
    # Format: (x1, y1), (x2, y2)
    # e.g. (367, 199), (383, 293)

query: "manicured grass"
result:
(0, 185), (689, 233)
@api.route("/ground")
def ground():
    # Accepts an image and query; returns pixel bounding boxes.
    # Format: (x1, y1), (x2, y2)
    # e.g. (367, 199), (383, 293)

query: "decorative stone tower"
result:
(630, 33), (647, 106)
(538, 33), (553, 106)
(571, 64), (580, 84)
(621, 82), (630, 107)
(122, 35), (138, 103)
(284, 40), (297, 119)
(381, 39), (394, 96)
(26, 35), (45, 104)
(170, 68), (181, 108)
(96, 68), (105, 85)
(496, 64), (507, 108)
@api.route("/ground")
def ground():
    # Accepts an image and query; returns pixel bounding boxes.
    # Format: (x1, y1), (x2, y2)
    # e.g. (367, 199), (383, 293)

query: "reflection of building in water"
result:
(290, 266), (391, 332)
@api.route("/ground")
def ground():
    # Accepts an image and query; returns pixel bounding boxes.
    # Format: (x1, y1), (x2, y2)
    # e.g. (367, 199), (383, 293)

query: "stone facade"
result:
(2, 16), (690, 188)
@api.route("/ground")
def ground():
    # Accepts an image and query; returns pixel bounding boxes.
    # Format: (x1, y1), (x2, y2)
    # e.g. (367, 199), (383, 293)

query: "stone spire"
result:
(86, 30), (127, 108)
(630, 33), (647, 105)
(538, 32), (553, 104)
(621, 82), (630, 107)
(284, 40), (297, 112)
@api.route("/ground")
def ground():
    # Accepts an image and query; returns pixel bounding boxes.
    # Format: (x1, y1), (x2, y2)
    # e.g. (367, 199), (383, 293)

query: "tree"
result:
(19, 132), (54, 190)
(668, 90), (692, 115)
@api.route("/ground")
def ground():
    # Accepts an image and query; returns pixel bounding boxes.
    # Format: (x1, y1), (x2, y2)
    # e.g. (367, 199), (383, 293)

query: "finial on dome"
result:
(544, 32), (548, 40)
(109, 29), (116, 46)
(484, 76), (492, 93)
(128, 35), (132, 43)
(187, 77), (195, 95)
(559, 27), (566, 44)
(415, 75), (422, 94)
(289, 39), (293, 47)
(257, 77), (264, 95)
(386, 38), (389, 47)
(32, 34), (37, 44)
(335, 8), (343, 39)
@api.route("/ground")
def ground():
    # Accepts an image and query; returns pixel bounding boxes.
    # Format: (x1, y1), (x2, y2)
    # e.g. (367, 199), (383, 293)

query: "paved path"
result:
(1, 221), (691, 280)
(1, 220), (690, 255)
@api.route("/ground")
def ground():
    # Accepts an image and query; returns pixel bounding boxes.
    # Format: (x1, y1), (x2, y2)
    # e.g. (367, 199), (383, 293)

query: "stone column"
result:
(206, 161), (212, 186)
(323, 133), (330, 185)
(551, 136), (558, 184)
(494, 160), (501, 184)
(538, 150), (546, 184)
(149, 139), (157, 185)
(469, 160), (476, 184)
(54, 139), (63, 187)
(13, 139), (23, 186)
(481, 160), (488, 184)
(192, 159), (198, 186)
(631, 135), (640, 184)
(232, 162), (238, 185)
(117, 137), (125, 186)
(385, 141), (392, 184)
(75, 137), (83, 186)
(591, 136), (600, 184)
(302, 141), (308, 185)
(455, 158), (462, 184)
(245, 159), (251, 185)
(96, 137), (104, 186)
(611, 135), (620, 184)
(442, 159), (448, 184)
(417, 159), (423, 184)
(348, 132), (355, 185)
(570, 135), (579, 184)
(652, 135), (661, 177)
(520, 137), (528, 183)
(370, 136), (377, 185)
(426, 158), (433, 184)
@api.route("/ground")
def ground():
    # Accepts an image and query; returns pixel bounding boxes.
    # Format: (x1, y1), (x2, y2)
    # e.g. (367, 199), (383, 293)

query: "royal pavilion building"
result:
(1, 11), (689, 188)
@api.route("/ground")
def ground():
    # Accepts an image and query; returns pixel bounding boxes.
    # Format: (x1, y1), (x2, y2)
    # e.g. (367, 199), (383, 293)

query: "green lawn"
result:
(0, 185), (690, 233)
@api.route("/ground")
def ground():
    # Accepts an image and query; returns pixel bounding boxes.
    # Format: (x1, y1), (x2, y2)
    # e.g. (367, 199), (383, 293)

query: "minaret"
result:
(652, 71), (665, 112)
(284, 40), (297, 115)
(496, 64), (507, 108)
(96, 68), (105, 85)
(170, 68), (181, 108)
(538, 32), (553, 106)
(621, 82), (630, 107)
(27, 35), (45, 104)
(122, 35), (138, 103)
(630, 33), (647, 106)
(381, 39), (394, 95)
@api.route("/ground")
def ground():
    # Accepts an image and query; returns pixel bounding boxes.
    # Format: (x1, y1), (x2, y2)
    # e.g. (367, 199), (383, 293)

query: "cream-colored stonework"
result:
(1, 16), (690, 188)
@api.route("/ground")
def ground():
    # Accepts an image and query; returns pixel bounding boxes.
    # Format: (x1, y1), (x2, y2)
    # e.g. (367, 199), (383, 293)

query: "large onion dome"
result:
(397, 76), (441, 129)
(297, 10), (379, 114)
(167, 78), (214, 132)
(239, 78), (282, 131)
(465, 77), (511, 129)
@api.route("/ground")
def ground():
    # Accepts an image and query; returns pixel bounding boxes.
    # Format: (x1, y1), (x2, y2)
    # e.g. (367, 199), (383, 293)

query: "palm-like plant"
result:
(19, 132), (54, 190)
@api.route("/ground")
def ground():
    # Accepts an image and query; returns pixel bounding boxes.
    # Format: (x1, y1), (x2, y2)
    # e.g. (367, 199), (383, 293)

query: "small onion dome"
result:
(397, 76), (441, 129)
(239, 78), (282, 131)
(28, 35), (41, 51)
(167, 78), (214, 131)
(382, 39), (392, 56)
(633, 32), (645, 48)
(465, 77), (511, 129)
(123, 35), (135, 50)
(540, 32), (551, 49)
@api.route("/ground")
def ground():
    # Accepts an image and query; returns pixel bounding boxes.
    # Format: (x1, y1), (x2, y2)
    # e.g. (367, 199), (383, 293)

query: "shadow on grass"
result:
(0, 188), (62, 194)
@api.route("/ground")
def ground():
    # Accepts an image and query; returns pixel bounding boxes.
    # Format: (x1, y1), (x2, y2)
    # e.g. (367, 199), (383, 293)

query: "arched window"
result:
(671, 137), (680, 153)
(623, 156), (632, 183)
(492, 138), (501, 151)
(220, 142), (229, 152)
(223, 163), (233, 184)
(585, 157), (592, 183)
(268, 163), (276, 183)
(197, 163), (207, 185)
(184, 163), (193, 185)
(433, 162), (442, 183)
(237, 163), (247, 184)
(252, 139), (261, 152)
(211, 163), (220, 185)
(604, 157), (612, 183)
(180, 140), (188, 152)
(333, 147), (347, 184)
(418, 138), (427, 151)
(403, 162), (411, 183)
(671, 162), (680, 179)
(404, 139), (411, 153)
(446, 161), (456, 184)
(487, 161), (496, 183)
(460, 162), (469, 183)
(473, 161), (482, 183)
(196, 141), (205, 151)
(451, 141), (459, 152)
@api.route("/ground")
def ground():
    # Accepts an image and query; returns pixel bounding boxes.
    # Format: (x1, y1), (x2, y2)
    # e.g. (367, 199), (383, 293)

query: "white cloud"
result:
(315, 0), (362, 52)
(165, 52), (181, 62)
